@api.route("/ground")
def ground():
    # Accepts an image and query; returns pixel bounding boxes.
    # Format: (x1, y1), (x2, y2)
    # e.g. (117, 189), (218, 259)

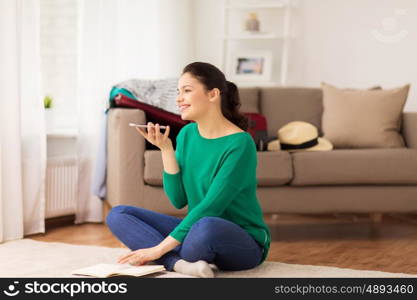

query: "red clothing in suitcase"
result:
(245, 113), (268, 151)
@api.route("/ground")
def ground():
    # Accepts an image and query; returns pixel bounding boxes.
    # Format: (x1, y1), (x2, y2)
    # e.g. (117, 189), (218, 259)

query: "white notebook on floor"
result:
(71, 263), (166, 278)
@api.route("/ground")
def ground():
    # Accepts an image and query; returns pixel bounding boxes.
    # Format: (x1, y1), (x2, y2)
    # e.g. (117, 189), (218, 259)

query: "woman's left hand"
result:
(117, 247), (162, 266)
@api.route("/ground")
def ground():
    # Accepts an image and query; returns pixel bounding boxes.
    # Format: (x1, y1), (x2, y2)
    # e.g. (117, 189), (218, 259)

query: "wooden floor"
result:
(29, 212), (417, 275)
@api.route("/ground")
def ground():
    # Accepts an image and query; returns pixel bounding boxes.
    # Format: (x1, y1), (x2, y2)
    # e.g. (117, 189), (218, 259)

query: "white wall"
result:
(193, 0), (417, 111)
(292, 0), (417, 111)
(194, 0), (224, 70)
(158, 0), (195, 76)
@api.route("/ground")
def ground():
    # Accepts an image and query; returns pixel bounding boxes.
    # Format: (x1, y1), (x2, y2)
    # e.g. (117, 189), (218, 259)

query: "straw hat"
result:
(267, 139), (281, 151)
(277, 121), (333, 152)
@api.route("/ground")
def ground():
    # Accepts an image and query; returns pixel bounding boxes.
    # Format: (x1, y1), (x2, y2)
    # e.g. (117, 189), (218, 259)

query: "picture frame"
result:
(228, 50), (272, 82)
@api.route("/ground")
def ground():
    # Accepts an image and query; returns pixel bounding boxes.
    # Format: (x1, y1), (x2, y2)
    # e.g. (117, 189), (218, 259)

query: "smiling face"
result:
(176, 72), (216, 121)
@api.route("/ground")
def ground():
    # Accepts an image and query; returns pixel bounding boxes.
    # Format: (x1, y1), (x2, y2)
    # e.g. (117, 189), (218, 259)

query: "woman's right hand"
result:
(135, 122), (173, 151)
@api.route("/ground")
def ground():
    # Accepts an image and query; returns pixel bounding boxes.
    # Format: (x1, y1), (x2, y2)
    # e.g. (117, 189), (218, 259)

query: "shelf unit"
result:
(225, 3), (287, 9)
(221, 0), (292, 87)
(224, 33), (286, 40)
(47, 129), (78, 139)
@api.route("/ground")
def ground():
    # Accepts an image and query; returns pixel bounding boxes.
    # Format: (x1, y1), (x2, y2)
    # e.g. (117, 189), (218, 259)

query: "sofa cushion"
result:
(143, 150), (293, 187)
(260, 87), (324, 138)
(144, 150), (164, 186)
(321, 82), (410, 148)
(257, 151), (293, 186)
(290, 148), (417, 186)
(239, 87), (259, 113)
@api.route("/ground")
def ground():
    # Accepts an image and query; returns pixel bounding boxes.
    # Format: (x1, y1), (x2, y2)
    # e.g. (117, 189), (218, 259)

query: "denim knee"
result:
(190, 216), (223, 241)
(179, 217), (223, 262)
(106, 205), (128, 228)
(198, 216), (223, 223)
(195, 216), (223, 228)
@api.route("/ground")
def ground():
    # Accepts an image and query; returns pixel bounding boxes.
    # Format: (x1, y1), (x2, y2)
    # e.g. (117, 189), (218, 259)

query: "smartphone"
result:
(129, 123), (167, 129)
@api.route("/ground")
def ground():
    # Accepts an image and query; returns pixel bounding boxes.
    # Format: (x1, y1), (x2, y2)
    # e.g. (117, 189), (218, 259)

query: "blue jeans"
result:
(106, 205), (263, 271)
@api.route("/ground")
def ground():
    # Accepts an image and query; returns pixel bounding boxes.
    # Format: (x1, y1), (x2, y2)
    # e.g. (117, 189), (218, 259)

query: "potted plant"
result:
(44, 95), (54, 131)
(44, 95), (53, 109)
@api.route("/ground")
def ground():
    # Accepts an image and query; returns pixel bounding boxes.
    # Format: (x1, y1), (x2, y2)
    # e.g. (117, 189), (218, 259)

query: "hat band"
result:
(281, 138), (318, 150)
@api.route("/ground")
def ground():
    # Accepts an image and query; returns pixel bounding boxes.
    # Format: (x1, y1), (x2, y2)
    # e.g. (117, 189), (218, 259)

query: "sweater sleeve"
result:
(162, 128), (188, 209)
(169, 136), (256, 242)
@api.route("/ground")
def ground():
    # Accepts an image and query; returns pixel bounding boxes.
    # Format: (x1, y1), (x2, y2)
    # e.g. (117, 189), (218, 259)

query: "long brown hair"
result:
(182, 62), (248, 131)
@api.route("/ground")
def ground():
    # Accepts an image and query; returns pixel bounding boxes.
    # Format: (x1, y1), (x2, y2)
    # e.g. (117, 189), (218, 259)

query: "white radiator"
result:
(45, 156), (77, 218)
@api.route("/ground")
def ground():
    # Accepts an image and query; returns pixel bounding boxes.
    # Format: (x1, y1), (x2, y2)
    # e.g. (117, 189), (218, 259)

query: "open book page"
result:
(72, 263), (166, 278)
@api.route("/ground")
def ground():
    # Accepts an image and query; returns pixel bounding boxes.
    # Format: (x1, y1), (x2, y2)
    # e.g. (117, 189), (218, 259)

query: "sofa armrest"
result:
(402, 112), (417, 149)
(107, 108), (146, 207)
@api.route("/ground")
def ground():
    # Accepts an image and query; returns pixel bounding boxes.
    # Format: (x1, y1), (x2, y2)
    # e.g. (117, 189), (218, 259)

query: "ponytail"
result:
(223, 81), (249, 131)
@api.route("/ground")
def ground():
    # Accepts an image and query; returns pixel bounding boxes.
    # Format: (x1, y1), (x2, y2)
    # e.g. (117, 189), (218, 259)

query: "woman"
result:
(106, 62), (271, 278)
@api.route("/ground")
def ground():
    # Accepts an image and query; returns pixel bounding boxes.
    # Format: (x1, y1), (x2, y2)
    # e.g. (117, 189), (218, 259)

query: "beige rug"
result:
(0, 239), (415, 278)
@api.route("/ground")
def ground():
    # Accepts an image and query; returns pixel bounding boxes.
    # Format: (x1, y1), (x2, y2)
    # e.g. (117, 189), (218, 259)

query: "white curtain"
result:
(0, 0), (46, 242)
(75, 0), (194, 223)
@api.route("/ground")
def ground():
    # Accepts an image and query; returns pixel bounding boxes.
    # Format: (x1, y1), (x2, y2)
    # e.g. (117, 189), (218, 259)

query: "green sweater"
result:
(163, 122), (271, 263)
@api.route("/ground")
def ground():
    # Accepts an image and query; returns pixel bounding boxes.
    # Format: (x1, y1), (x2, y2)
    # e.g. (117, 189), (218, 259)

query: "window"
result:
(40, 0), (78, 130)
